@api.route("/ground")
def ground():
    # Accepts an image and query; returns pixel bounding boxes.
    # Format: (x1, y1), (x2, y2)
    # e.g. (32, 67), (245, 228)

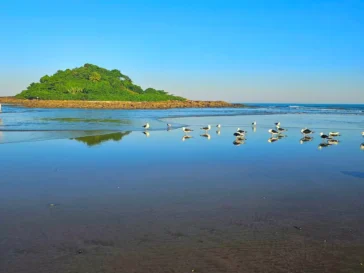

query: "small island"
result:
(0, 64), (241, 109)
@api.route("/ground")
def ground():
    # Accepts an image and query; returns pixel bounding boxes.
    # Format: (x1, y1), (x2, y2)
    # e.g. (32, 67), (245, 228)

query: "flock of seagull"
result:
(142, 122), (364, 149)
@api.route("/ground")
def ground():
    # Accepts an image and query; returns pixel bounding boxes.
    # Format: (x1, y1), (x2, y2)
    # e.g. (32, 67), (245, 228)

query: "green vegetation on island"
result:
(16, 64), (186, 101)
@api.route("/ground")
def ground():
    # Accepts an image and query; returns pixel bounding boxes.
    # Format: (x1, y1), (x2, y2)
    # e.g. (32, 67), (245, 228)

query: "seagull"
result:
(167, 123), (172, 128)
(268, 129), (279, 135)
(362, 132), (364, 136)
(237, 128), (248, 134)
(361, 143), (364, 150)
(233, 132), (244, 137)
(216, 124), (221, 128)
(143, 123), (150, 130)
(268, 137), (279, 143)
(200, 133), (211, 140)
(301, 128), (314, 135)
(275, 122), (280, 128)
(182, 135), (193, 141)
(329, 132), (340, 137)
(328, 139), (339, 145)
(143, 131), (150, 137)
(318, 143), (330, 149)
(252, 121), (257, 126)
(300, 136), (313, 144)
(201, 125), (211, 132)
(182, 127), (193, 134)
(0, 103), (2, 112)
(277, 127), (287, 133)
(320, 132), (332, 140)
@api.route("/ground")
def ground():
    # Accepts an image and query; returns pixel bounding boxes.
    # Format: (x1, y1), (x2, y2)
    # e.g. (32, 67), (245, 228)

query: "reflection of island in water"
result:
(71, 131), (130, 147)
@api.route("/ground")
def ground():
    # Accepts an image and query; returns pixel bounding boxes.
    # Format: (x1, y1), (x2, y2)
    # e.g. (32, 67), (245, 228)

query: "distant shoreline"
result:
(0, 97), (242, 109)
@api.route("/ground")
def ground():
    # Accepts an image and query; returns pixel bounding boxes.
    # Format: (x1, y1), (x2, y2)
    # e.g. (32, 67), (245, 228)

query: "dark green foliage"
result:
(15, 64), (186, 101)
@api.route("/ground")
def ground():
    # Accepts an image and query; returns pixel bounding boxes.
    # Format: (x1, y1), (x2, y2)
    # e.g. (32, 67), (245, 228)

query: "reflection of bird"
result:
(252, 121), (256, 126)
(329, 132), (340, 137)
(277, 134), (286, 139)
(268, 137), (279, 143)
(200, 133), (211, 140)
(362, 132), (364, 136)
(320, 132), (332, 140)
(301, 128), (314, 135)
(182, 135), (193, 141)
(201, 125), (211, 132)
(233, 139), (244, 146)
(216, 124), (221, 128)
(300, 136), (313, 144)
(216, 130), (221, 135)
(328, 139), (339, 145)
(268, 129), (279, 135)
(182, 127), (193, 134)
(143, 123), (150, 130)
(143, 131), (150, 137)
(318, 143), (330, 149)
(361, 143), (364, 150)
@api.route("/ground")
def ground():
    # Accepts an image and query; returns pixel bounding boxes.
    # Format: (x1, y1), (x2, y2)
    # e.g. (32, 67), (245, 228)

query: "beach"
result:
(1, 104), (364, 272)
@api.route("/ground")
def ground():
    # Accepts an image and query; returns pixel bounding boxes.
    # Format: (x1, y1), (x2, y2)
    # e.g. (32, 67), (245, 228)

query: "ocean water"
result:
(0, 103), (364, 273)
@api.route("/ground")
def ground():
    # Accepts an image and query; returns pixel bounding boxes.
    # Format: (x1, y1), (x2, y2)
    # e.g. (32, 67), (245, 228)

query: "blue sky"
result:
(0, 0), (363, 103)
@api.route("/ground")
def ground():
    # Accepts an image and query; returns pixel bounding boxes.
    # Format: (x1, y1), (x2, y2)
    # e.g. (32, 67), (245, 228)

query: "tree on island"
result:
(16, 64), (186, 101)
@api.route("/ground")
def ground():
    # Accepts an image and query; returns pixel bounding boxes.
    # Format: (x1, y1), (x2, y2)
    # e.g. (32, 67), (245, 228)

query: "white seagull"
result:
(182, 127), (193, 134)
(201, 125), (211, 132)
(216, 124), (221, 128)
(237, 128), (248, 134)
(320, 132), (332, 140)
(268, 129), (279, 135)
(143, 123), (150, 130)
(301, 128), (314, 135)
(275, 122), (280, 127)
(277, 127), (287, 133)
(252, 121), (256, 126)
(233, 132), (244, 137)
(362, 132), (364, 136)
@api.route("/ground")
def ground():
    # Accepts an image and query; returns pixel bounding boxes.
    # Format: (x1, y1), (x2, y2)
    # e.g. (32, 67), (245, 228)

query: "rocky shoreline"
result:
(0, 97), (241, 109)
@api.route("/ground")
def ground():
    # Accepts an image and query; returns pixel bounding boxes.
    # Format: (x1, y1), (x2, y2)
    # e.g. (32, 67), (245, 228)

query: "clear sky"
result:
(0, 0), (363, 103)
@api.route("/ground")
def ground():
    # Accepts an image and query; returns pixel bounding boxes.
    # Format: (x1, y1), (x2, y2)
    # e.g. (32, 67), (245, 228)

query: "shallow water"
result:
(0, 106), (364, 273)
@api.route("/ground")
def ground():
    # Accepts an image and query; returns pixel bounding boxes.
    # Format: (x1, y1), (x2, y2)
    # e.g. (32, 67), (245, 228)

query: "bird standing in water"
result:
(143, 123), (150, 130)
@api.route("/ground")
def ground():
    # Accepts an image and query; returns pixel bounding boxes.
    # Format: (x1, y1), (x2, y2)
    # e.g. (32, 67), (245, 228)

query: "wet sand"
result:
(1, 117), (364, 272)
